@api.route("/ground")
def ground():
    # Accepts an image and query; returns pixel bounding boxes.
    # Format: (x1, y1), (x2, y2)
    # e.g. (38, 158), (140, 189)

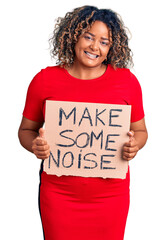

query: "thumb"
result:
(39, 128), (45, 138)
(128, 130), (134, 142)
(128, 130), (134, 138)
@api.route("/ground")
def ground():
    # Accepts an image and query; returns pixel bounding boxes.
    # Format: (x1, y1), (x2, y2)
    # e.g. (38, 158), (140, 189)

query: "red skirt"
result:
(39, 168), (130, 240)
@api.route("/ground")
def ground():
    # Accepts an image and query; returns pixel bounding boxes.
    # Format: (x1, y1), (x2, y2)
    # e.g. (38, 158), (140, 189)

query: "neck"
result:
(65, 62), (107, 80)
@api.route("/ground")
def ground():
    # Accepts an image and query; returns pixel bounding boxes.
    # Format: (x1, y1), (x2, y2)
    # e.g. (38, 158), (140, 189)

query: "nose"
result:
(90, 40), (99, 51)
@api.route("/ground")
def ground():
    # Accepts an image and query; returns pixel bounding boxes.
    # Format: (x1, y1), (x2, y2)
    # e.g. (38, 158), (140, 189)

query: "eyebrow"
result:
(85, 32), (110, 41)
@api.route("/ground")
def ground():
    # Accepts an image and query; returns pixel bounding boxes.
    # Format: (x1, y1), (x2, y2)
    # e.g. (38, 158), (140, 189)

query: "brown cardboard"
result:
(44, 100), (131, 179)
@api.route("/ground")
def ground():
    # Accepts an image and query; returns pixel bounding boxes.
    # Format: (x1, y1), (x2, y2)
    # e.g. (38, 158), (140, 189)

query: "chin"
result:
(82, 60), (104, 68)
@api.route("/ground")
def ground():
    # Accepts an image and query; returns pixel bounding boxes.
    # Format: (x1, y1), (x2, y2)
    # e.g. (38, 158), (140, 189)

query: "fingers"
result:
(33, 149), (50, 159)
(122, 145), (138, 161)
(123, 140), (135, 148)
(32, 128), (50, 160)
(34, 144), (50, 151)
(32, 141), (50, 159)
(122, 131), (139, 161)
(122, 149), (138, 161)
(35, 137), (48, 146)
(123, 145), (139, 154)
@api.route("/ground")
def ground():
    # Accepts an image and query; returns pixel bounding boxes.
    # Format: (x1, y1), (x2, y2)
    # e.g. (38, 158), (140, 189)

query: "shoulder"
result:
(30, 65), (65, 86)
(111, 65), (141, 84)
(30, 65), (64, 79)
(108, 65), (143, 94)
(108, 65), (134, 83)
(108, 64), (131, 77)
(41, 65), (65, 77)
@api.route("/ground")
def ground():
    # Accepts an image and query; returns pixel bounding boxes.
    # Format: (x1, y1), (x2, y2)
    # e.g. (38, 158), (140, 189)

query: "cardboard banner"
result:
(44, 100), (131, 179)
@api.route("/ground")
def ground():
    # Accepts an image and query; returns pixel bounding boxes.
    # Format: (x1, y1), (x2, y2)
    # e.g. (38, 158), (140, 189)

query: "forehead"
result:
(87, 21), (110, 37)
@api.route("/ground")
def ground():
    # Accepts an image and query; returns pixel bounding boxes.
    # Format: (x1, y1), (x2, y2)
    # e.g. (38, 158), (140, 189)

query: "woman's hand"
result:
(122, 118), (148, 161)
(32, 128), (50, 160)
(122, 131), (139, 161)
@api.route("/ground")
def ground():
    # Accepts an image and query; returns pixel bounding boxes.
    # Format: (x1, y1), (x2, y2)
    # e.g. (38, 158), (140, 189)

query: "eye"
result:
(101, 41), (109, 46)
(84, 35), (93, 40)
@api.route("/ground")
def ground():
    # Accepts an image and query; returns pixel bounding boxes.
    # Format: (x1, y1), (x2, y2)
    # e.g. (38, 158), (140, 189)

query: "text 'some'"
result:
(44, 100), (131, 179)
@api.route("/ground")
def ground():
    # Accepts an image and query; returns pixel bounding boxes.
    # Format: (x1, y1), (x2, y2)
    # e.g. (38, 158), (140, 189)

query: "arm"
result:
(122, 118), (148, 161)
(18, 116), (50, 159)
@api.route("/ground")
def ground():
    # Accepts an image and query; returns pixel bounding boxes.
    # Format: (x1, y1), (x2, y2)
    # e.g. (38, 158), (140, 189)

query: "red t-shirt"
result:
(23, 64), (144, 123)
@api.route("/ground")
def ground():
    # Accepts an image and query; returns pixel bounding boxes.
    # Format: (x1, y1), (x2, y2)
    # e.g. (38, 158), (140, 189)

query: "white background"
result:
(1, 0), (166, 239)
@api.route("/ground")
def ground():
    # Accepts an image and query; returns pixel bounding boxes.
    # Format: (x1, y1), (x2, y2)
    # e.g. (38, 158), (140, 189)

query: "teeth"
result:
(85, 51), (98, 58)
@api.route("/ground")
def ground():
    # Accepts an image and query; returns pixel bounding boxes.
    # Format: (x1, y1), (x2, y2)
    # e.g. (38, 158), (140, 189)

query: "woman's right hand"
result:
(32, 128), (50, 160)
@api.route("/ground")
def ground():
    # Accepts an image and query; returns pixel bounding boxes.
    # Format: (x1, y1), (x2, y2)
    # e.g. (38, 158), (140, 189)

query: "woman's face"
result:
(74, 21), (111, 69)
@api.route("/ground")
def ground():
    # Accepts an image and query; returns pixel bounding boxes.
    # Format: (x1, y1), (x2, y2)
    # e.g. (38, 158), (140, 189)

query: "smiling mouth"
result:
(84, 51), (99, 59)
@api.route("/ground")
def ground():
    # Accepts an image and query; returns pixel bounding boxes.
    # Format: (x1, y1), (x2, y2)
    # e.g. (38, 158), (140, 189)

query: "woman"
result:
(18, 5), (148, 240)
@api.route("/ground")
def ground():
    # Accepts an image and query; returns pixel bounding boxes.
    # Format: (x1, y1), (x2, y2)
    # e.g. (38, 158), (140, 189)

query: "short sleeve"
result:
(130, 72), (145, 122)
(23, 70), (45, 122)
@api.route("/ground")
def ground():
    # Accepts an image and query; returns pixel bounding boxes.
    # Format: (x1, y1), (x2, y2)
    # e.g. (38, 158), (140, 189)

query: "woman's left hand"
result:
(122, 130), (139, 161)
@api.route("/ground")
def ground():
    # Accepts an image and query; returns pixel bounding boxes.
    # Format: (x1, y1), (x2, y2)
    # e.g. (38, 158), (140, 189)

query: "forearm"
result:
(18, 129), (38, 153)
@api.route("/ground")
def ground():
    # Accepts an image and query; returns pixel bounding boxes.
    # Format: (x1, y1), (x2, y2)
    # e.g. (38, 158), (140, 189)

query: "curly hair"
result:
(49, 5), (133, 69)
